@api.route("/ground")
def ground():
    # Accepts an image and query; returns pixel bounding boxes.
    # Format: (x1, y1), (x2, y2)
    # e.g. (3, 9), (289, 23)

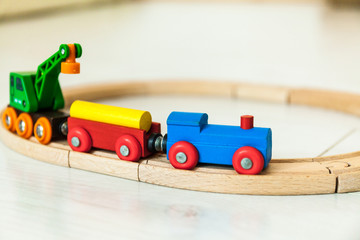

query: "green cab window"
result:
(16, 78), (23, 91)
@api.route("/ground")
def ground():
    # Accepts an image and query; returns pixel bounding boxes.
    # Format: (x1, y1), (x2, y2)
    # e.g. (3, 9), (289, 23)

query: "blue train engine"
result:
(164, 112), (272, 175)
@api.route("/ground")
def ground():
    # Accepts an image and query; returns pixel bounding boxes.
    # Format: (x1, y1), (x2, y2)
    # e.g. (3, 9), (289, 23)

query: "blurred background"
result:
(0, 0), (360, 97)
(0, 0), (359, 20)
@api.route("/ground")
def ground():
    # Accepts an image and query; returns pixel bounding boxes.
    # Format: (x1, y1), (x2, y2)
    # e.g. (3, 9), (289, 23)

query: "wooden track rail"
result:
(1, 80), (360, 195)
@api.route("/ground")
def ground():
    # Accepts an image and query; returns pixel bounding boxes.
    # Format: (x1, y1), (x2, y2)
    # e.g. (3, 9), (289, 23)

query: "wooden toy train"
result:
(1, 43), (272, 175)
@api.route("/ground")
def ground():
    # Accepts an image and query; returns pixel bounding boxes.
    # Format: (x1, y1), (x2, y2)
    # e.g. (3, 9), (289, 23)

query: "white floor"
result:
(1, 2), (360, 239)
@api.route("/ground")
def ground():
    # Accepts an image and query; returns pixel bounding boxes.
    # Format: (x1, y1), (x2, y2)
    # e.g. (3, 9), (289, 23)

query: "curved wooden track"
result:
(2, 80), (360, 195)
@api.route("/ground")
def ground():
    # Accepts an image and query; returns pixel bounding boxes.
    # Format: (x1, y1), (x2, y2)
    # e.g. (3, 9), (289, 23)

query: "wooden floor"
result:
(2, 81), (360, 195)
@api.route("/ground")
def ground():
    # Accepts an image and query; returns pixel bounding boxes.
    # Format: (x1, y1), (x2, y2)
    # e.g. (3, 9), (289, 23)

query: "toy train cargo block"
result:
(70, 100), (152, 132)
(166, 112), (272, 175)
(68, 101), (162, 162)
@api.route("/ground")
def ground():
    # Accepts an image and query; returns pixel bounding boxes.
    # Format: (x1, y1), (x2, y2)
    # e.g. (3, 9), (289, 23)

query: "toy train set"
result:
(1, 43), (272, 175)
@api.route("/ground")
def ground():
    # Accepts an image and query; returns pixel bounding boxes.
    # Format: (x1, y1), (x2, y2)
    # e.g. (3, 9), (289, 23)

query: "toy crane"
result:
(2, 44), (82, 144)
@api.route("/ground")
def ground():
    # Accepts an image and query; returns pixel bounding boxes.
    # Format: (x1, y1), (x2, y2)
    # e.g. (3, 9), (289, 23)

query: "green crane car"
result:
(2, 43), (82, 144)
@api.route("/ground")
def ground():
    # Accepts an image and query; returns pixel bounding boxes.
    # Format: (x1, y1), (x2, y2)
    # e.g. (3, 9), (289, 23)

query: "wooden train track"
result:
(1, 80), (360, 195)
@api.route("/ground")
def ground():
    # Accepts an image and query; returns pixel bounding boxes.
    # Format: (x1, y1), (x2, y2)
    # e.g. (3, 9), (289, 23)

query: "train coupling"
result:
(148, 133), (167, 153)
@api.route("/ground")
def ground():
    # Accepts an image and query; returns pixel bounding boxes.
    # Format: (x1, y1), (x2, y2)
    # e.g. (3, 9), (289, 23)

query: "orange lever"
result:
(61, 44), (80, 74)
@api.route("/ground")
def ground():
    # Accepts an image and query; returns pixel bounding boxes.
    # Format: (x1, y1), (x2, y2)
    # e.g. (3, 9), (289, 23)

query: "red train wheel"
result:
(168, 141), (199, 170)
(15, 113), (33, 139)
(34, 117), (52, 145)
(232, 146), (264, 175)
(2, 107), (17, 132)
(115, 135), (141, 162)
(68, 127), (92, 152)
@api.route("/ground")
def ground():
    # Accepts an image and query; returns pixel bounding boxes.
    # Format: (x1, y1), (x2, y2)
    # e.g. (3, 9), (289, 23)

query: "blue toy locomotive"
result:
(164, 112), (272, 175)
